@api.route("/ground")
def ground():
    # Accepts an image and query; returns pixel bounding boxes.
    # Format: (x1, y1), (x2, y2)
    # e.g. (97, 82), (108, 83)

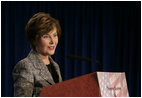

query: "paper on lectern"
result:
(97, 72), (129, 97)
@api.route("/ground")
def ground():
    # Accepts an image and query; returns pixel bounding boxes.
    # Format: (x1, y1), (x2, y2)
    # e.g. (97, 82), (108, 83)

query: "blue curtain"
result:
(1, 1), (141, 97)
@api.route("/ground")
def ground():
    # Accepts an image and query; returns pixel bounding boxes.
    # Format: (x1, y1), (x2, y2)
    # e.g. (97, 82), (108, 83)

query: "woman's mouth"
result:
(48, 46), (55, 50)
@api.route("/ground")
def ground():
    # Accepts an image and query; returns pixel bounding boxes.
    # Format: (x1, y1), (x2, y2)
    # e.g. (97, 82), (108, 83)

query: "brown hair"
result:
(25, 12), (61, 50)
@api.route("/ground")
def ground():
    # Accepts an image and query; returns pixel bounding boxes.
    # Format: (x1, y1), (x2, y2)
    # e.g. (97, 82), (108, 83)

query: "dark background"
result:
(1, 1), (141, 97)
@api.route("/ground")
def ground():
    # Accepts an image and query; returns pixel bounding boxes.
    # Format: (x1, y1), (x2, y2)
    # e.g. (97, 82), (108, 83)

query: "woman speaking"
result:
(13, 12), (62, 97)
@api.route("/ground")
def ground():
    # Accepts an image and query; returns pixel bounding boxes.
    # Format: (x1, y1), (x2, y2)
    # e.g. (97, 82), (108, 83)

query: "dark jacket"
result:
(13, 50), (62, 97)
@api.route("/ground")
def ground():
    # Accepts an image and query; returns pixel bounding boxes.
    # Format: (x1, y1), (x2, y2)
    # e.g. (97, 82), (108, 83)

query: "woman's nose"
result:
(49, 37), (54, 44)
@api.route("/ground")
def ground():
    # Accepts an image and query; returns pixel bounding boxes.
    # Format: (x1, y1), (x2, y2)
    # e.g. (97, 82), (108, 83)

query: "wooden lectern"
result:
(40, 72), (129, 97)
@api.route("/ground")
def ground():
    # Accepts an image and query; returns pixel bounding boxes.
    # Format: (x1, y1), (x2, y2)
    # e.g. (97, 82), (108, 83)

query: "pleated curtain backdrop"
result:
(1, 1), (141, 97)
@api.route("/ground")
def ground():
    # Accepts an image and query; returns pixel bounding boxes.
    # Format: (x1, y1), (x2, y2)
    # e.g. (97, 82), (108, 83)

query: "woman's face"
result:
(35, 28), (58, 56)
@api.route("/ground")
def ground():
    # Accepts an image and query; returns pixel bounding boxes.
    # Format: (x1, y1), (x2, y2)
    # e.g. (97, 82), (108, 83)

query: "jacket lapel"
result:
(49, 56), (62, 82)
(27, 50), (55, 85)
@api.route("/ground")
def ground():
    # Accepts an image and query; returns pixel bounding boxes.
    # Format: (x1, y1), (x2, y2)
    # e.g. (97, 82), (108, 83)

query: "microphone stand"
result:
(66, 54), (103, 71)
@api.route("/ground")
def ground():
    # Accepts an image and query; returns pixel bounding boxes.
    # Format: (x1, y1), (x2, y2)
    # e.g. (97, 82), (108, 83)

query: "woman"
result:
(13, 12), (62, 97)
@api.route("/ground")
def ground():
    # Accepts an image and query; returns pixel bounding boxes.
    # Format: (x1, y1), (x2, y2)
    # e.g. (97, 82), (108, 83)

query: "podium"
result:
(40, 72), (129, 97)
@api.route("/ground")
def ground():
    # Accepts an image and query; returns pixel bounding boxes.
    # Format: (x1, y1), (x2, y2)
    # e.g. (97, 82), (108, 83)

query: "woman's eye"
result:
(53, 34), (58, 37)
(43, 35), (49, 38)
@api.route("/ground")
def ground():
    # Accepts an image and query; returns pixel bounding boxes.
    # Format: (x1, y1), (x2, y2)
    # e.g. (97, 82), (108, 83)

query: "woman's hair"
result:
(25, 12), (61, 50)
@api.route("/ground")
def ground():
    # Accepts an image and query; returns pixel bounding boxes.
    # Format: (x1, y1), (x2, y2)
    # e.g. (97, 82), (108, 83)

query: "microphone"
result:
(66, 54), (103, 71)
